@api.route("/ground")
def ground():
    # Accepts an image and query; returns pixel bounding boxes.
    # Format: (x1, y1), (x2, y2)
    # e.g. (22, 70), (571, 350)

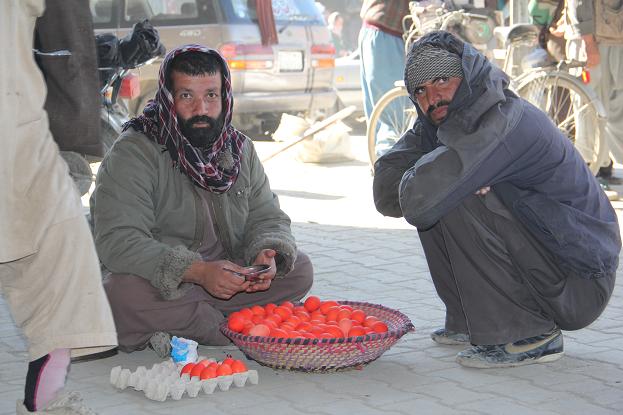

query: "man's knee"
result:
(290, 250), (314, 293)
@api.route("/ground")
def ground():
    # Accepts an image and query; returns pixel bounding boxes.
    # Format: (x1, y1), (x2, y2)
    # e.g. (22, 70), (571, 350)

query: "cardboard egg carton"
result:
(110, 358), (259, 401)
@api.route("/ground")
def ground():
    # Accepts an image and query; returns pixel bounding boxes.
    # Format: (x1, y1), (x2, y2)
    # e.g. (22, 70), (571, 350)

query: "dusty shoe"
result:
(430, 328), (470, 345)
(148, 331), (172, 358)
(456, 328), (564, 369)
(16, 391), (97, 414)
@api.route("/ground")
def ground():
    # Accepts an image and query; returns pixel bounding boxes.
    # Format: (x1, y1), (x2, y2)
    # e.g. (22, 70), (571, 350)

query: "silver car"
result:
(90, 0), (338, 134)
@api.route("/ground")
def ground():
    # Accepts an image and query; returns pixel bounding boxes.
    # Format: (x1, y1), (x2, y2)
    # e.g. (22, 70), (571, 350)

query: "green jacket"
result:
(90, 128), (296, 300)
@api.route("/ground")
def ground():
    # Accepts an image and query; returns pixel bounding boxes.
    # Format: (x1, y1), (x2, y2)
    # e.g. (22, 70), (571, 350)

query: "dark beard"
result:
(178, 113), (225, 148)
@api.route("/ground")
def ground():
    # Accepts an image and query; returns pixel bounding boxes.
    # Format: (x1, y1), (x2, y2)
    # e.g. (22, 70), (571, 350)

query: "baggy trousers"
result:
(104, 251), (313, 352)
(418, 192), (616, 345)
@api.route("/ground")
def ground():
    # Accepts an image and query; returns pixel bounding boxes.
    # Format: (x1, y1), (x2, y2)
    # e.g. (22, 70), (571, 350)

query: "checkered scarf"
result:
(124, 44), (245, 193)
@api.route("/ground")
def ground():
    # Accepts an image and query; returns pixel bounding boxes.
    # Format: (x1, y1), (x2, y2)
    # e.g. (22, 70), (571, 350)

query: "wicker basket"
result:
(219, 301), (414, 372)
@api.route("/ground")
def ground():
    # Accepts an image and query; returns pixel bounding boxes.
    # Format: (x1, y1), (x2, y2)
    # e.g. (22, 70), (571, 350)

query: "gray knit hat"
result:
(404, 44), (463, 99)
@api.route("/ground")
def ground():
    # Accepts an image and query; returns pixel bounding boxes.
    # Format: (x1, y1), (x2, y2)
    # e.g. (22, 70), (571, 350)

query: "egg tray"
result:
(109, 359), (259, 402)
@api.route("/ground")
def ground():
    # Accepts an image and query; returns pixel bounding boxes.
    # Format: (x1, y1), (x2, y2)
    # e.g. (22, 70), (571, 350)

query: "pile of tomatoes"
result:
(226, 296), (389, 340)
(180, 357), (247, 380)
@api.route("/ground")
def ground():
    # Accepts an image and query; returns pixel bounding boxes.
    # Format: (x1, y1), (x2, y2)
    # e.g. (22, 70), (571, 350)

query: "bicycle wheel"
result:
(515, 70), (607, 175)
(367, 85), (418, 168)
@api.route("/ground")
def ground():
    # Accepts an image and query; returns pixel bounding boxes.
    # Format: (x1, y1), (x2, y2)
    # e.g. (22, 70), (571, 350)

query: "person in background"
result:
(359, 0), (411, 156)
(374, 31), (619, 368)
(562, 0), (623, 188)
(90, 45), (314, 357)
(328, 11), (349, 56)
(1, 0), (118, 413)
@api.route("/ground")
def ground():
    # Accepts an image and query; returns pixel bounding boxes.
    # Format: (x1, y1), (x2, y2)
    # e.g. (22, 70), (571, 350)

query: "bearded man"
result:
(91, 45), (313, 356)
(373, 31), (620, 368)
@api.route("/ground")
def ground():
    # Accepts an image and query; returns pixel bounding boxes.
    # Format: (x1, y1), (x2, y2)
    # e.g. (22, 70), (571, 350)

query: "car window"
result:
(90, 0), (117, 26)
(228, 0), (323, 24)
(122, 0), (219, 26)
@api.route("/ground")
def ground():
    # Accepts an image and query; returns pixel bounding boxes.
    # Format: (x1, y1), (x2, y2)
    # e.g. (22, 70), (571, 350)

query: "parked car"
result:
(89, 0), (338, 135)
(333, 50), (363, 116)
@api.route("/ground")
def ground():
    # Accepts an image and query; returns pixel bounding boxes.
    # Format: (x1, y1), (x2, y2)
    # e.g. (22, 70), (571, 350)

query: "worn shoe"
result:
(430, 328), (470, 345)
(16, 391), (97, 414)
(148, 331), (172, 358)
(456, 328), (564, 368)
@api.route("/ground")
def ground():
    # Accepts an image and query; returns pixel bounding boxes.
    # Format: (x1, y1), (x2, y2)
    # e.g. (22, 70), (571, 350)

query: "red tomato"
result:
(231, 360), (247, 373)
(363, 316), (380, 328)
(239, 308), (254, 319)
(303, 296), (321, 312)
(248, 324), (270, 337)
(264, 303), (277, 314)
(348, 326), (366, 337)
(280, 300), (295, 310)
(227, 314), (246, 333)
(200, 366), (217, 380)
(180, 363), (195, 376)
(319, 301), (339, 314)
(274, 306), (292, 321)
(251, 305), (266, 316)
(216, 363), (233, 376)
(372, 321), (389, 333)
(350, 309), (366, 323)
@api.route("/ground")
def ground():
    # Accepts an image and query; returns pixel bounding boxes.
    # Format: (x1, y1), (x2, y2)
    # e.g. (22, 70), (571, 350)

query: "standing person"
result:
(90, 45), (314, 357)
(328, 11), (349, 56)
(563, 0), (623, 183)
(0, 0), (118, 414)
(359, 0), (410, 156)
(373, 31), (619, 368)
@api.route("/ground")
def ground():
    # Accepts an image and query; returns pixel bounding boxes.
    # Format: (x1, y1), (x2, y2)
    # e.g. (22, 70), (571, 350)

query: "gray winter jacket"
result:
(374, 31), (620, 280)
(90, 129), (296, 300)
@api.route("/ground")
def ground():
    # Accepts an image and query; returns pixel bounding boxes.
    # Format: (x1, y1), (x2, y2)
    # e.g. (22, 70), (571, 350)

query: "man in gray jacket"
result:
(91, 45), (314, 356)
(373, 31), (619, 368)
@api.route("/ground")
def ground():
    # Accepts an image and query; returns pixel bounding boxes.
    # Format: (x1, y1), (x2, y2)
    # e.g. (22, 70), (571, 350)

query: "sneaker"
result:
(148, 332), (172, 358)
(456, 328), (564, 368)
(430, 328), (470, 345)
(16, 391), (97, 414)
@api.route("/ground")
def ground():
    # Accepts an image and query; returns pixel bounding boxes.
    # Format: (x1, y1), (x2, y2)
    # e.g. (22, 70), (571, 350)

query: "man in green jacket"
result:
(91, 45), (314, 356)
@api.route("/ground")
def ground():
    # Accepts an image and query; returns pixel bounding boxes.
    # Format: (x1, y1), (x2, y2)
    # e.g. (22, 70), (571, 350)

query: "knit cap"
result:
(404, 44), (463, 99)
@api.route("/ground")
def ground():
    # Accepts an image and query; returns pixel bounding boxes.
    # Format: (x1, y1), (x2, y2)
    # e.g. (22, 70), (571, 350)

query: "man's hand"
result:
(245, 249), (277, 293)
(582, 34), (600, 68)
(475, 186), (491, 196)
(183, 260), (250, 299)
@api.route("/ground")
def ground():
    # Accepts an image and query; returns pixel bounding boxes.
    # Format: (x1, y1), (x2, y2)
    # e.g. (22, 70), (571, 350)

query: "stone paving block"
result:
(461, 398), (561, 415)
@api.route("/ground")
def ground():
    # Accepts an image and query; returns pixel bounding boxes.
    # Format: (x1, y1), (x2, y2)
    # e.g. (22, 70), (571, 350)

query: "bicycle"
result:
(366, 6), (607, 175)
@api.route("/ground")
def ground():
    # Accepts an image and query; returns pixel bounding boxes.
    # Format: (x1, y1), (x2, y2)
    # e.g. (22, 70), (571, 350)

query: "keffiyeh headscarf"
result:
(123, 44), (245, 193)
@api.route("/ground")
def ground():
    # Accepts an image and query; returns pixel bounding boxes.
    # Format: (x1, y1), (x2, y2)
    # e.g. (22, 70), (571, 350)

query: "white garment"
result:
(0, 0), (117, 360)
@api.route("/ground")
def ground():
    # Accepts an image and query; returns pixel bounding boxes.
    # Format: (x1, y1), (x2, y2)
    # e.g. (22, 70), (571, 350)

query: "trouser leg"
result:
(419, 192), (615, 345)
(105, 250), (313, 351)
(418, 225), (468, 334)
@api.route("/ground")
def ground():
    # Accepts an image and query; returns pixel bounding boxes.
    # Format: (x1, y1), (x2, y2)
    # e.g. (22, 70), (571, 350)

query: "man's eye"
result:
(206, 92), (219, 100)
(180, 92), (192, 99)
(414, 87), (425, 96)
(435, 77), (450, 85)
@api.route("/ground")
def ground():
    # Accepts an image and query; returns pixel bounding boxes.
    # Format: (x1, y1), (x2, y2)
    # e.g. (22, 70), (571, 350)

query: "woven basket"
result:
(219, 301), (414, 372)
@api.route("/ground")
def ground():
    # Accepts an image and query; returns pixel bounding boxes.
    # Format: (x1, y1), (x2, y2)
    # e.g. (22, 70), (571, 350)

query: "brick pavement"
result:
(0, 137), (621, 414)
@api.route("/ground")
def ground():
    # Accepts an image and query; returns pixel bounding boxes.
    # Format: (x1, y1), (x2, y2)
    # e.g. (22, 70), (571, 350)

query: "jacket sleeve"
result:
(91, 133), (198, 300)
(241, 143), (297, 276)
(373, 123), (432, 218)
(399, 116), (527, 230)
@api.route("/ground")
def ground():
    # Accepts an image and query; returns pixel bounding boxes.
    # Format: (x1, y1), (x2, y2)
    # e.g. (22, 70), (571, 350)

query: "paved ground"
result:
(1, 133), (622, 414)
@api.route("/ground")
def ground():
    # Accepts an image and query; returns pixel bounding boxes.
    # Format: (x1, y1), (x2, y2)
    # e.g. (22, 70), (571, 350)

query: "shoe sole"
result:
(456, 351), (564, 369)
(431, 336), (470, 346)
(71, 347), (118, 364)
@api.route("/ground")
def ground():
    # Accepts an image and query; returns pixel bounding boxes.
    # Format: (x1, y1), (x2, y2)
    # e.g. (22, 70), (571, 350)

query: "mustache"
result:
(427, 100), (451, 117)
(186, 115), (218, 128)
